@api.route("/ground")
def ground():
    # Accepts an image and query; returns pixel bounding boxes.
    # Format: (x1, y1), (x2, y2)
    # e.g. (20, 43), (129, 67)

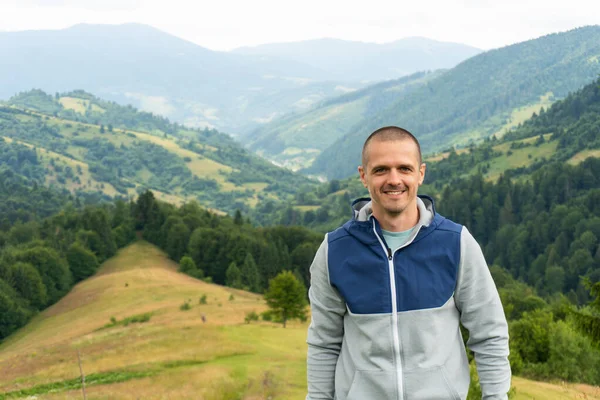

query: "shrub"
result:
(245, 311), (259, 324)
(199, 294), (207, 304)
(180, 301), (192, 311)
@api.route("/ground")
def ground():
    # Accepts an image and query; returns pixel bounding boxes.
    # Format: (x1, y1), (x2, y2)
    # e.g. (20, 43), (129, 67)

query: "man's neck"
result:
(373, 205), (420, 232)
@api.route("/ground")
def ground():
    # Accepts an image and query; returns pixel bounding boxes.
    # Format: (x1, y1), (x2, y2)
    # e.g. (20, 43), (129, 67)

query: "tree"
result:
(8, 262), (47, 309)
(571, 278), (600, 344)
(67, 242), (99, 282)
(240, 253), (260, 292)
(225, 262), (242, 289)
(179, 256), (203, 279)
(264, 271), (307, 328)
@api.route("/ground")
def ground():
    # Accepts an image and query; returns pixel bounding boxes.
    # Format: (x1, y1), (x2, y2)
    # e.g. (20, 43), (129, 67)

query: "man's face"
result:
(358, 138), (426, 219)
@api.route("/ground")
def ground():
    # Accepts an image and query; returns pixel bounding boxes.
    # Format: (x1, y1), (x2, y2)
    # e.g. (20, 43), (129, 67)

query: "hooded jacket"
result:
(306, 196), (510, 400)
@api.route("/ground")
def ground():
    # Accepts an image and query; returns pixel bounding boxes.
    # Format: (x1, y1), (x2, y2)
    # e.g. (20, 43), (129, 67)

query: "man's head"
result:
(358, 126), (426, 229)
(361, 126), (422, 168)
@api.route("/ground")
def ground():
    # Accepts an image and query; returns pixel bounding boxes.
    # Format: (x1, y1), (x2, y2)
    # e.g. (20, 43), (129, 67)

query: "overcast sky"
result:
(1, 0), (599, 51)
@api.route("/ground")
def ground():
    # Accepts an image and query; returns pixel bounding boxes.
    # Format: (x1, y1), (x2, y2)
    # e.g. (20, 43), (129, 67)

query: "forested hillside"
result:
(307, 25), (600, 179)
(245, 71), (442, 170)
(1, 90), (316, 214)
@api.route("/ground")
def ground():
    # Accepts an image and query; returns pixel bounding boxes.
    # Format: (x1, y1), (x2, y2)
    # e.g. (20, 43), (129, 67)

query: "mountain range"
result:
(0, 23), (478, 137)
(248, 25), (600, 179)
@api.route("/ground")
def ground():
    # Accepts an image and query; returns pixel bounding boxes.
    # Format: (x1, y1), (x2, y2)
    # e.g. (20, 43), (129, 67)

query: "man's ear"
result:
(358, 165), (368, 188)
(419, 163), (426, 185)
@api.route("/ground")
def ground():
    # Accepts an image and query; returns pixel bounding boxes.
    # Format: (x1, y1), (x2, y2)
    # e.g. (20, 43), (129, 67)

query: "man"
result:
(306, 126), (510, 400)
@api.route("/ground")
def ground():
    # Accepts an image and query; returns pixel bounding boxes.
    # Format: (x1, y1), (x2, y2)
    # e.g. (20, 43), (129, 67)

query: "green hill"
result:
(1, 90), (316, 214)
(299, 25), (600, 179)
(245, 71), (442, 170)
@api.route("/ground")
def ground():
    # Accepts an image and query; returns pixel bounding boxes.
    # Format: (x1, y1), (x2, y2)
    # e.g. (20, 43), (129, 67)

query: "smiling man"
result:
(306, 126), (511, 400)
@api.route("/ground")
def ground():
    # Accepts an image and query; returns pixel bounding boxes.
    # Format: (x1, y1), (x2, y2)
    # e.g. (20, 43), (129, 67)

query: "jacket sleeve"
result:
(306, 235), (346, 400)
(455, 227), (511, 400)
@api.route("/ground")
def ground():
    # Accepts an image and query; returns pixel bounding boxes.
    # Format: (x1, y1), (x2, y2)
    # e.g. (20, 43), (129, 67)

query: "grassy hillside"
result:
(0, 241), (307, 399)
(307, 25), (600, 179)
(0, 241), (598, 399)
(1, 90), (316, 214)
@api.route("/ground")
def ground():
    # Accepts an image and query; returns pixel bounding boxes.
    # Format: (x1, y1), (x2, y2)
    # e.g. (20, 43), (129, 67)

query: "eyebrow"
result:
(370, 163), (414, 172)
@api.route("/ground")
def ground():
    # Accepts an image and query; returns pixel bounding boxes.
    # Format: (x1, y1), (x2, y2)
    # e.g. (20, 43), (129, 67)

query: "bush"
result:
(199, 294), (207, 304)
(180, 301), (192, 311)
(245, 311), (259, 324)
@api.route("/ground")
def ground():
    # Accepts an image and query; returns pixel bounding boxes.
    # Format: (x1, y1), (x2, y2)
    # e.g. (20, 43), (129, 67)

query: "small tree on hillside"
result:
(264, 271), (307, 328)
(179, 256), (203, 279)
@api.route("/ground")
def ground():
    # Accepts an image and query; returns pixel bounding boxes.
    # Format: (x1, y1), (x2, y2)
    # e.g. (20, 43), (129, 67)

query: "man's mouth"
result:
(383, 189), (406, 195)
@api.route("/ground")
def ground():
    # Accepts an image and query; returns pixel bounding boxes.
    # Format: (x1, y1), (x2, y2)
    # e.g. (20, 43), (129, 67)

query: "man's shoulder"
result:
(432, 213), (463, 235)
(327, 219), (354, 243)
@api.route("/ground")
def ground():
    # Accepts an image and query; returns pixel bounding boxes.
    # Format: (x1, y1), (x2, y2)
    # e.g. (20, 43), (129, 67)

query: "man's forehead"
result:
(365, 138), (419, 157)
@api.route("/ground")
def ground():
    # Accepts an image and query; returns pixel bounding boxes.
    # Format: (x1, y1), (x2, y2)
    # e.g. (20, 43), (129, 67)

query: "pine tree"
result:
(241, 253), (260, 292)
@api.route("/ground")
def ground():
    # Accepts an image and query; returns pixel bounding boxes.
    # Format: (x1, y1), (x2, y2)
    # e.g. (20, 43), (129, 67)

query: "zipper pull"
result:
(387, 247), (393, 260)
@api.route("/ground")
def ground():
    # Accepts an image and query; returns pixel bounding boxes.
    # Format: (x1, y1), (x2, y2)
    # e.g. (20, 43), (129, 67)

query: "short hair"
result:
(361, 126), (422, 167)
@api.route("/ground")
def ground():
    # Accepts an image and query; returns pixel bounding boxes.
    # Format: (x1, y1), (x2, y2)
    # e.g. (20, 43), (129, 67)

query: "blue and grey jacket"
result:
(307, 196), (510, 400)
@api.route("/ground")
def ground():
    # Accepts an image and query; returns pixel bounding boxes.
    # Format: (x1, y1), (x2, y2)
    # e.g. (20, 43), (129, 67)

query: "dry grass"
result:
(512, 376), (600, 399)
(0, 242), (304, 399)
(567, 149), (600, 165)
(59, 97), (105, 114)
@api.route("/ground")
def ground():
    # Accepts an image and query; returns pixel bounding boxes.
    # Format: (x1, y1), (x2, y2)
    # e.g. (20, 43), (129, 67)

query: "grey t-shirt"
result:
(382, 226), (416, 253)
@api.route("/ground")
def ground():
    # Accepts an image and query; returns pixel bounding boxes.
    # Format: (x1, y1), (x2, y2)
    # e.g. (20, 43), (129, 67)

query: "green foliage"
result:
(11, 246), (72, 305)
(179, 256), (203, 279)
(66, 242), (99, 282)
(99, 312), (152, 330)
(0, 278), (31, 339)
(240, 253), (260, 293)
(225, 262), (243, 289)
(199, 294), (207, 304)
(180, 300), (192, 311)
(264, 271), (307, 328)
(4, 262), (47, 309)
(309, 27), (600, 179)
(244, 311), (259, 324)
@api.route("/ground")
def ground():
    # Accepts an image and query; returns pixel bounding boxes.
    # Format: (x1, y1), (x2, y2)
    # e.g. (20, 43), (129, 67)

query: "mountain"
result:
(249, 75), (600, 231)
(244, 70), (444, 170)
(0, 89), (315, 215)
(286, 25), (600, 179)
(0, 23), (361, 136)
(233, 37), (481, 82)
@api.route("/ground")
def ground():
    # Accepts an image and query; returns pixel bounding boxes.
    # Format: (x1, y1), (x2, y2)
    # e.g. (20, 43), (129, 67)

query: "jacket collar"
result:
(346, 195), (442, 245)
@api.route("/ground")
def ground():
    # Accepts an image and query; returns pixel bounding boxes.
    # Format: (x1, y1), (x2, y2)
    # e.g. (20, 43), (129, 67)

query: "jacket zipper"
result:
(372, 220), (404, 400)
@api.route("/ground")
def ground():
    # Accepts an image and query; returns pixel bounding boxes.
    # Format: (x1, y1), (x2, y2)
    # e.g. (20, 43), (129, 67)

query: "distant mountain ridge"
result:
(232, 37), (482, 82)
(0, 23), (480, 137)
(302, 25), (600, 179)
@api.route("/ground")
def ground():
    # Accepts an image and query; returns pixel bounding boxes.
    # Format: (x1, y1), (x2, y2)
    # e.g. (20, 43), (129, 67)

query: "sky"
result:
(1, 0), (599, 51)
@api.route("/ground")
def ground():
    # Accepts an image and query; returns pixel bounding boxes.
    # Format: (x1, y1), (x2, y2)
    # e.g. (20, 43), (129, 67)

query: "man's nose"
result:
(387, 169), (402, 185)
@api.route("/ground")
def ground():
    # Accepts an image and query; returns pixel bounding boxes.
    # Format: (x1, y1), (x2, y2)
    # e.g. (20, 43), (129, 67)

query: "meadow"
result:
(0, 242), (598, 399)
